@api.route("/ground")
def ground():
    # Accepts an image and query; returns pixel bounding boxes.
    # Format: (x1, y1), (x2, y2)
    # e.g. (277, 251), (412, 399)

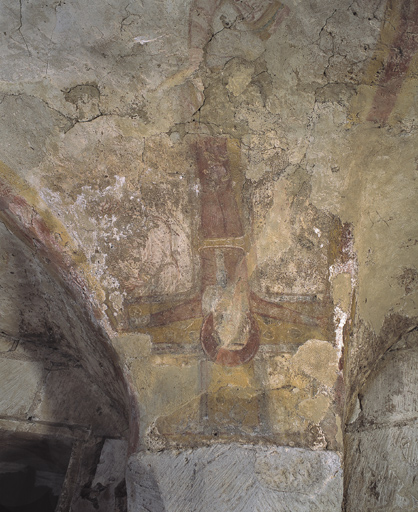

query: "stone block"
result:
(127, 444), (342, 512)
(0, 358), (44, 418)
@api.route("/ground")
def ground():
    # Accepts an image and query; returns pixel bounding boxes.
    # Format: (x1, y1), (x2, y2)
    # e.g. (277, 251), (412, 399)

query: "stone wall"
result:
(345, 328), (418, 510)
(0, 219), (130, 510)
(127, 444), (342, 512)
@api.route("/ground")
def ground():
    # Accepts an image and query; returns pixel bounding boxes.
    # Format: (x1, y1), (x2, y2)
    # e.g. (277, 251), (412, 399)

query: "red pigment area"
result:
(368, 0), (418, 124)
(196, 138), (244, 239)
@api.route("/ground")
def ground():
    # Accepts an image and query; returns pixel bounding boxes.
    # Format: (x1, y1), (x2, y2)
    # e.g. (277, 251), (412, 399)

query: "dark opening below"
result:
(0, 432), (72, 512)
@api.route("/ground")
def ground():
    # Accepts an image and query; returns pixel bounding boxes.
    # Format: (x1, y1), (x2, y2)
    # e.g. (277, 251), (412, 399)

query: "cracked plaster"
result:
(0, 0), (417, 510)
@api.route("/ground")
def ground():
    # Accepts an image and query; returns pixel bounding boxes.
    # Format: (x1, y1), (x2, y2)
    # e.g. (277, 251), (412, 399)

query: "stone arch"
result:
(0, 169), (137, 511)
(344, 325), (418, 510)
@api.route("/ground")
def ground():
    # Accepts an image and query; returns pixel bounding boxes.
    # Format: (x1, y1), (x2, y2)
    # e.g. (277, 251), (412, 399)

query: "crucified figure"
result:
(133, 137), (329, 366)
(127, 1), (328, 366)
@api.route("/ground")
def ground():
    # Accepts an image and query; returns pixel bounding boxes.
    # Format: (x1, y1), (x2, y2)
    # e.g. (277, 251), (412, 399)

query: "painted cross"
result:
(128, 137), (330, 366)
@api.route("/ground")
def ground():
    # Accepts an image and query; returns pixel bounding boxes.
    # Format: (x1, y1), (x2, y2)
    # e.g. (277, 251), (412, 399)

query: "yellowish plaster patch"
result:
(332, 273), (352, 312)
(129, 356), (200, 440)
(291, 340), (339, 389)
(209, 361), (255, 393)
(268, 388), (309, 433)
(298, 394), (330, 424)
(151, 354), (198, 367)
(226, 65), (255, 96)
(111, 333), (152, 360)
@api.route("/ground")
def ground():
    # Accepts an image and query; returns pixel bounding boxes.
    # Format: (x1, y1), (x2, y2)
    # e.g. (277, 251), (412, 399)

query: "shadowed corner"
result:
(127, 460), (166, 512)
(0, 191), (133, 511)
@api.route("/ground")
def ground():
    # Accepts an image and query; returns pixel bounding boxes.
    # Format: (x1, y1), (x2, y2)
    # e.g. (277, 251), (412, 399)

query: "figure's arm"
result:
(147, 296), (203, 327)
(250, 292), (323, 328)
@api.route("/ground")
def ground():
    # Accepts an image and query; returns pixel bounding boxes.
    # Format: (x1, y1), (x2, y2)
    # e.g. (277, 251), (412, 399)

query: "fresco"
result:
(119, 135), (348, 450)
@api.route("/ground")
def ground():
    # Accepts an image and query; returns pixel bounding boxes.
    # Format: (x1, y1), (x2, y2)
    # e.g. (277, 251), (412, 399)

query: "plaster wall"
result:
(0, 0), (417, 510)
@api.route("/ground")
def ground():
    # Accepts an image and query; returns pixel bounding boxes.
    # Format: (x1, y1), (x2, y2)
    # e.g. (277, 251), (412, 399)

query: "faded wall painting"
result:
(3, 0), (418, 508)
(105, 0), (355, 452)
(117, 132), (351, 451)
